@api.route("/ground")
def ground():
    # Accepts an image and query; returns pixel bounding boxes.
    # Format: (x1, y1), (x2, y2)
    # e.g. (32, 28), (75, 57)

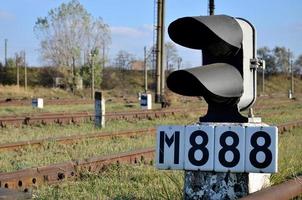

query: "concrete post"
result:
(4, 39), (8, 67)
(184, 171), (248, 199)
(160, 0), (166, 105)
(95, 91), (105, 128)
(23, 51), (27, 91)
(144, 46), (148, 93)
(155, 0), (164, 103)
(91, 53), (95, 100)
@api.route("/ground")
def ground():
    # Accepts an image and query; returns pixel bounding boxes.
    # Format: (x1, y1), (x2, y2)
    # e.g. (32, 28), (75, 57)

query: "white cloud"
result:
(0, 10), (15, 20)
(290, 22), (302, 32)
(110, 25), (153, 38)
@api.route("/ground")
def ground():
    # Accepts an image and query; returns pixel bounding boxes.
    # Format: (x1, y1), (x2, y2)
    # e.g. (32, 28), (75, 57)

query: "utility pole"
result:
(102, 42), (106, 69)
(209, 0), (215, 15)
(16, 54), (20, 88)
(90, 51), (95, 100)
(177, 57), (182, 70)
(288, 49), (294, 99)
(72, 56), (76, 94)
(160, 0), (166, 106)
(23, 51), (27, 91)
(4, 39), (8, 67)
(155, 0), (165, 103)
(262, 61), (265, 94)
(290, 58), (294, 98)
(144, 46), (148, 93)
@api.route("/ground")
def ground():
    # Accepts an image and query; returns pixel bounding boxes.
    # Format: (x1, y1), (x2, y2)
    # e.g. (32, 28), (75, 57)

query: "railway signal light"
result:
(167, 15), (259, 122)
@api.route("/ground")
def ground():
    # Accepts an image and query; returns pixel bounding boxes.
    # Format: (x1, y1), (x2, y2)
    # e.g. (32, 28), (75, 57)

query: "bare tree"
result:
(145, 42), (181, 72)
(165, 42), (179, 71)
(273, 47), (293, 73)
(294, 54), (302, 75)
(257, 47), (277, 74)
(34, 0), (111, 81)
(114, 50), (135, 70)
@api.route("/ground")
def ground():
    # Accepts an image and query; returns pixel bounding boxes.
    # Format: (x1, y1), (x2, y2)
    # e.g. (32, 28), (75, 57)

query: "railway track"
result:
(0, 98), (93, 106)
(0, 148), (155, 192)
(0, 119), (301, 192)
(0, 94), (297, 107)
(0, 119), (301, 153)
(1, 95), (301, 127)
(0, 108), (203, 127)
(0, 128), (156, 152)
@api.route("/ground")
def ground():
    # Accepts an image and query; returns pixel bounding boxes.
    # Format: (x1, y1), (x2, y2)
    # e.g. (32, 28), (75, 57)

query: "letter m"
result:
(159, 131), (180, 164)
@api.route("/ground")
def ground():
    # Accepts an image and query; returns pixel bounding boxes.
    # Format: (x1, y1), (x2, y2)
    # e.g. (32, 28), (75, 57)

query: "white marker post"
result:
(32, 98), (43, 109)
(140, 93), (152, 110)
(95, 91), (105, 128)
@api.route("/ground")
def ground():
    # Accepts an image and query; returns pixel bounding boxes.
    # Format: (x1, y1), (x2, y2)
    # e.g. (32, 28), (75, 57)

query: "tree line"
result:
(0, 0), (182, 89)
(1, 0), (301, 89)
(257, 47), (302, 75)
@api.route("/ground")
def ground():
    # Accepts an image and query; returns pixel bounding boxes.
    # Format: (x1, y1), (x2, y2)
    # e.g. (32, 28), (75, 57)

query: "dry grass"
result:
(0, 85), (75, 99)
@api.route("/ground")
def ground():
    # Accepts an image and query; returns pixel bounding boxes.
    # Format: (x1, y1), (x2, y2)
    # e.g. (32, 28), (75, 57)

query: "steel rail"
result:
(0, 148), (155, 191)
(0, 119), (301, 153)
(0, 128), (156, 152)
(240, 176), (302, 200)
(0, 107), (202, 127)
(0, 98), (93, 106)
(0, 119), (301, 192)
(0, 97), (300, 127)
(0, 94), (297, 107)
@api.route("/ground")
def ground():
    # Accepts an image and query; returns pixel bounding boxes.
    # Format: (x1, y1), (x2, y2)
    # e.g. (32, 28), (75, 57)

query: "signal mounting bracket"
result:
(250, 58), (265, 70)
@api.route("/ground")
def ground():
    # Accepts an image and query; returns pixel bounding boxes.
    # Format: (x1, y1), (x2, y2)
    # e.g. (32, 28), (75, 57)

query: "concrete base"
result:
(184, 171), (270, 200)
(248, 173), (270, 193)
(184, 171), (248, 200)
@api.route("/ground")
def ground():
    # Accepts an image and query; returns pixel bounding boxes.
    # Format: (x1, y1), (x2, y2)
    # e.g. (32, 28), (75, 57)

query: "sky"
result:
(0, 0), (301, 67)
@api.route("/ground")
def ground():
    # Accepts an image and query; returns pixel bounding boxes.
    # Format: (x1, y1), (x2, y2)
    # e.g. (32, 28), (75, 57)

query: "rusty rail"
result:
(0, 119), (301, 153)
(240, 176), (302, 200)
(0, 148), (155, 191)
(0, 107), (203, 127)
(0, 94), (298, 107)
(0, 119), (301, 192)
(0, 98), (93, 106)
(1, 96), (301, 127)
(0, 128), (156, 152)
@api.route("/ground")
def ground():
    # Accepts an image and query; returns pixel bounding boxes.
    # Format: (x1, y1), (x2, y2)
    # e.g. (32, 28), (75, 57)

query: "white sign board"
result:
(156, 123), (278, 173)
(32, 98), (43, 109)
(245, 126), (278, 173)
(184, 125), (215, 171)
(156, 126), (185, 169)
(140, 93), (152, 110)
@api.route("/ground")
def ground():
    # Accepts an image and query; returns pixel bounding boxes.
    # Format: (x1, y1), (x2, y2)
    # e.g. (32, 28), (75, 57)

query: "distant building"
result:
(131, 60), (144, 71)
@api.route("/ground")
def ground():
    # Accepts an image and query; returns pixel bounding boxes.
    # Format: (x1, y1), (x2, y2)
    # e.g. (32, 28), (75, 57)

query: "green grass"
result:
(1, 96), (189, 116)
(0, 113), (199, 144)
(34, 165), (184, 200)
(32, 127), (302, 199)
(270, 127), (302, 185)
(1, 90), (302, 199)
(0, 85), (76, 99)
(0, 104), (94, 116)
(0, 134), (155, 173)
(0, 101), (147, 116)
